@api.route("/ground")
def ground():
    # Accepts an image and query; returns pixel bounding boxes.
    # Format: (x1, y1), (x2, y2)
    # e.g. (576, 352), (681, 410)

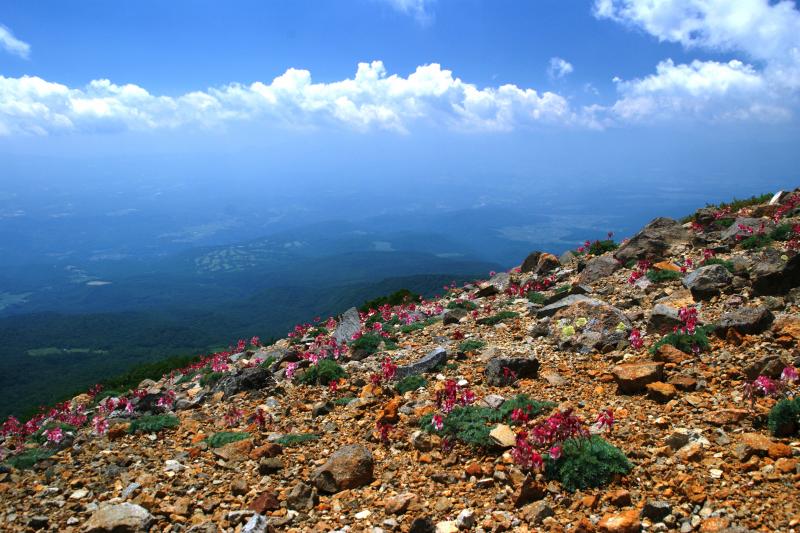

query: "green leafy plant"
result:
(702, 258), (734, 272)
(333, 397), (356, 406)
(458, 339), (486, 353)
(199, 371), (224, 387)
(477, 311), (519, 326)
(492, 395), (554, 423)
(768, 398), (800, 437)
(712, 218), (735, 229)
(4, 447), (55, 470)
(396, 375), (427, 394)
(205, 431), (251, 448)
(350, 333), (384, 358)
(400, 317), (438, 334)
(259, 355), (277, 369)
(646, 269), (681, 283)
(740, 233), (773, 250)
(527, 291), (546, 305)
(129, 414), (180, 434)
(29, 422), (76, 444)
(545, 435), (632, 492)
(770, 223), (794, 242)
(297, 359), (346, 386)
(587, 240), (618, 256)
(175, 370), (198, 385)
(447, 300), (478, 311)
(275, 433), (319, 447)
(650, 325), (713, 355)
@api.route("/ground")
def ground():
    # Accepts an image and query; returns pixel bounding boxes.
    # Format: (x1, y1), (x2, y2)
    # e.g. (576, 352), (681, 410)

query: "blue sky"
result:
(0, 0), (799, 196)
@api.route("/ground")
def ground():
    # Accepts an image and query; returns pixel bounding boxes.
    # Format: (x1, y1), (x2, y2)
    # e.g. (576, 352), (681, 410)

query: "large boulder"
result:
(720, 217), (774, 243)
(682, 264), (732, 299)
(84, 503), (154, 533)
(212, 366), (275, 398)
(520, 251), (543, 273)
(333, 307), (361, 344)
(536, 294), (596, 318)
(647, 304), (682, 334)
(614, 217), (688, 263)
(750, 249), (800, 295)
(395, 347), (447, 379)
(579, 255), (621, 285)
(549, 298), (631, 353)
(312, 444), (374, 493)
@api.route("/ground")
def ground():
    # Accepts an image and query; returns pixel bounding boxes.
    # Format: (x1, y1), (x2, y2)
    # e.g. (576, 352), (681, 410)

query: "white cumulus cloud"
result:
(381, 0), (436, 24)
(0, 61), (578, 136)
(548, 57), (574, 79)
(594, 0), (800, 121)
(0, 24), (30, 59)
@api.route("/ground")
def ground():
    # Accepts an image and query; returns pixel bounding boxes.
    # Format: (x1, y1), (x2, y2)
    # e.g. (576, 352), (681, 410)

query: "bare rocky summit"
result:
(1, 189), (799, 532)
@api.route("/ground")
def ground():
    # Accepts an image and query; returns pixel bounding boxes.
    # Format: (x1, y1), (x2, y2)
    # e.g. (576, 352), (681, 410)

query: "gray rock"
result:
(28, 516), (49, 530)
(528, 501), (555, 524)
(212, 366), (275, 398)
(614, 217), (688, 263)
(443, 307), (468, 325)
(312, 401), (334, 418)
(333, 307), (361, 344)
(751, 249), (800, 295)
(286, 482), (318, 510)
(83, 503), (154, 533)
(648, 304), (683, 334)
(743, 354), (787, 380)
(720, 217), (774, 243)
(642, 500), (672, 522)
(395, 347), (447, 379)
(258, 456), (283, 475)
(716, 306), (774, 335)
(536, 294), (596, 318)
(312, 444), (374, 493)
(456, 509), (476, 529)
(485, 357), (539, 385)
(683, 264), (732, 298)
(409, 517), (436, 533)
(476, 272), (510, 297)
(559, 250), (578, 266)
(242, 514), (269, 533)
(579, 255), (621, 285)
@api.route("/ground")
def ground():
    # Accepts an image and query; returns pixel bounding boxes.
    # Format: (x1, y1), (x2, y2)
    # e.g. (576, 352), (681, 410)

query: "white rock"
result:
(355, 510), (372, 520)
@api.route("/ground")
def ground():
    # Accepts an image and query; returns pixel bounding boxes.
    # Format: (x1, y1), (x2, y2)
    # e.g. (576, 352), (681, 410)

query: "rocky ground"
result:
(1, 190), (799, 533)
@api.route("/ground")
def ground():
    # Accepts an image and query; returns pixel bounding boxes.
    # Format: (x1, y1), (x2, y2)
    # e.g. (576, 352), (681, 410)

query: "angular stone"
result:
(248, 491), (280, 514)
(512, 475), (546, 507)
(333, 307), (361, 344)
(598, 509), (641, 533)
(476, 272), (510, 298)
(241, 514), (269, 533)
(579, 255), (621, 285)
(648, 304), (683, 334)
(720, 217), (774, 243)
(442, 307), (467, 325)
(83, 503), (154, 533)
(716, 306), (774, 335)
(612, 361), (664, 394)
(751, 249), (800, 295)
(743, 355), (786, 380)
(683, 264), (732, 299)
(734, 433), (792, 461)
(641, 500), (671, 522)
(654, 344), (691, 364)
(668, 375), (697, 391)
(212, 438), (253, 463)
(286, 482), (318, 510)
(385, 493), (417, 515)
(396, 347), (447, 379)
(484, 357), (539, 386)
(312, 444), (374, 493)
(703, 409), (748, 426)
(646, 381), (677, 403)
(212, 366), (275, 398)
(614, 217), (688, 263)
(521, 251), (543, 273)
(536, 294), (597, 318)
(489, 424), (516, 448)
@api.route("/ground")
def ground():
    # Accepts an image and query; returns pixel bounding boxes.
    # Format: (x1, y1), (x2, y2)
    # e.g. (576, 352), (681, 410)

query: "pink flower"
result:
(754, 375), (779, 397)
(43, 427), (63, 444)
(548, 445), (562, 461)
(250, 336), (261, 347)
(92, 415), (109, 436)
(285, 362), (299, 380)
(596, 409), (615, 432)
(628, 329), (643, 350)
(431, 414), (444, 431)
(781, 366), (799, 383)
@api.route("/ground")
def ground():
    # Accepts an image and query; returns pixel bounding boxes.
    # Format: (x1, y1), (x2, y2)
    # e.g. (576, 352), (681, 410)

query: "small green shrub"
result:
(768, 398), (800, 437)
(646, 269), (681, 283)
(200, 371), (224, 387)
(555, 284), (572, 294)
(175, 371), (198, 385)
(712, 218), (735, 229)
(706, 193), (772, 213)
(702, 258), (734, 272)
(527, 291), (546, 305)
(205, 431), (251, 448)
(458, 339), (486, 353)
(587, 240), (618, 256)
(447, 300), (478, 311)
(545, 436), (632, 492)
(492, 395), (555, 424)
(259, 355), (277, 369)
(740, 233), (772, 250)
(93, 389), (127, 404)
(396, 375), (427, 394)
(4, 447), (55, 470)
(333, 397), (356, 406)
(129, 414), (180, 434)
(650, 325), (713, 355)
(624, 259), (637, 269)
(477, 311), (519, 326)
(296, 359), (346, 386)
(400, 318), (436, 334)
(770, 223), (794, 242)
(420, 406), (495, 447)
(350, 333), (383, 357)
(275, 433), (319, 447)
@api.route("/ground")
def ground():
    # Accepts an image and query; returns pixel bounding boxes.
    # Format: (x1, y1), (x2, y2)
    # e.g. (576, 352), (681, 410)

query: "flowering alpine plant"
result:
(236, 339), (247, 353)
(328, 379), (339, 393)
(743, 367), (798, 408)
(782, 365), (799, 383)
(250, 336), (261, 347)
(285, 362), (299, 380)
(253, 408), (271, 430)
(156, 390), (176, 410)
(676, 307), (698, 335)
(431, 414), (444, 431)
(87, 384), (104, 399)
(43, 426), (64, 445)
(223, 406), (244, 427)
(628, 329), (644, 350)
(375, 421), (394, 444)
(773, 192), (800, 222)
(680, 257), (694, 273)
(595, 409), (615, 432)
(381, 357), (398, 381)
(702, 248), (716, 263)
(627, 260), (652, 284)
(92, 415), (109, 436)
(501, 366), (518, 385)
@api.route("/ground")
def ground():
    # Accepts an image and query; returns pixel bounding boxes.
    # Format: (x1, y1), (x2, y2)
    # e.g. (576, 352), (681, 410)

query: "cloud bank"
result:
(548, 57), (574, 80)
